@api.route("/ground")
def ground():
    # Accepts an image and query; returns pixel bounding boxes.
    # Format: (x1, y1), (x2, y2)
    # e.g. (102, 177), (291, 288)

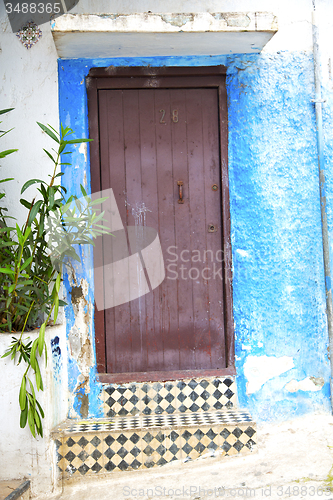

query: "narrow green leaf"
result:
(0, 242), (18, 247)
(34, 408), (42, 436)
(47, 123), (60, 136)
(35, 362), (41, 391)
(0, 108), (14, 115)
(35, 361), (43, 391)
(30, 339), (38, 371)
(0, 149), (18, 158)
(20, 255), (33, 272)
(22, 226), (31, 243)
(1, 350), (12, 358)
(28, 200), (43, 226)
(27, 407), (36, 438)
(44, 343), (47, 368)
(80, 185), (88, 197)
(88, 197), (109, 206)
(16, 223), (23, 244)
(27, 393), (34, 405)
(55, 273), (61, 294)
(49, 187), (54, 209)
(20, 406), (28, 428)
(66, 138), (92, 144)
(0, 178), (14, 183)
(20, 198), (33, 209)
(21, 179), (45, 194)
(28, 378), (36, 400)
(0, 268), (15, 275)
(43, 149), (56, 163)
(36, 399), (45, 419)
(19, 376), (26, 411)
(53, 295), (59, 323)
(37, 122), (59, 143)
(38, 323), (46, 356)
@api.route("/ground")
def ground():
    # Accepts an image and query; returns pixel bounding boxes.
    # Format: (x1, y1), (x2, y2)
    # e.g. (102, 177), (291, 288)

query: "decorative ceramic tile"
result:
(54, 409), (253, 436)
(141, 429), (167, 468)
(180, 426), (221, 461)
(141, 381), (177, 415)
(55, 409), (256, 478)
(103, 431), (143, 472)
(219, 426), (256, 456)
(175, 378), (237, 413)
(140, 428), (183, 468)
(55, 378), (253, 479)
(102, 383), (142, 417)
(57, 433), (104, 477)
(101, 377), (237, 417)
(16, 21), (42, 49)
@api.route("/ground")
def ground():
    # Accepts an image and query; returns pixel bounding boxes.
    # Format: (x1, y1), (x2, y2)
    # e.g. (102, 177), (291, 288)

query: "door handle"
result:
(177, 181), (184, 204)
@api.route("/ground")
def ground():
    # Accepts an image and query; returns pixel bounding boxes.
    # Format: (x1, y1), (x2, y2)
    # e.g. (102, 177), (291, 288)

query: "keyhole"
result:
(208, 224), (217, 233)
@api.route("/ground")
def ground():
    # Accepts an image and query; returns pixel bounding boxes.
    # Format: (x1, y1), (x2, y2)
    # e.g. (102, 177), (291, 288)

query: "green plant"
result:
(0, 115), (109, 437)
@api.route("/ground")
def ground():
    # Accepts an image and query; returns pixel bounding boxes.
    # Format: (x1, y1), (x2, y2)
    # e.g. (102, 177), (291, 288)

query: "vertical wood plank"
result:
(185, 89), (211, 369)
(202, 89), (226, 368)
(169, 89), (195, 370)
(102, 90), (131, 373)
(138, 89), (164, 371)
(122, 90), (148, 373)
(88, 81), (106, 372)
(153, 89), (180, 371)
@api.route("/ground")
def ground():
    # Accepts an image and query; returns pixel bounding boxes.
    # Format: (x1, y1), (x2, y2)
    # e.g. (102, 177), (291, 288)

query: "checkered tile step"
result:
(53, 409), (256, 479)
(101, 377), (237, 417)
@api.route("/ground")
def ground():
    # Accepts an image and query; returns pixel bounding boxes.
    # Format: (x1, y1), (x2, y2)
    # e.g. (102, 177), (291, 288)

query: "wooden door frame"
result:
(86, 65), (235, 382)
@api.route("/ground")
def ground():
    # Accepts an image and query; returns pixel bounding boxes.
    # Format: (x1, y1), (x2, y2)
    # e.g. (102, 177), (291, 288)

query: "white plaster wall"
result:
(0, 325), (67, 496)
(64, 0), (332, 55)
(1, 0), (333, 494)
(0, 1), (59, 226)
(1, 0), (332, 220)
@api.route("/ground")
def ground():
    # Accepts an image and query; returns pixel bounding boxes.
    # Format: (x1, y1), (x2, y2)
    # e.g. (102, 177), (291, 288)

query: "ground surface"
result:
(48, 413), (333, 499)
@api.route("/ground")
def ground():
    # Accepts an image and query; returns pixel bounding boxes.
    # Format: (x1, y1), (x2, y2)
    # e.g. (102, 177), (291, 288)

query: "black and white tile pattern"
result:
(54, 409), (256, 478)
(54, 377), (255, 479)
(101, 377), (237, 417)
(57, 409), (253, 434)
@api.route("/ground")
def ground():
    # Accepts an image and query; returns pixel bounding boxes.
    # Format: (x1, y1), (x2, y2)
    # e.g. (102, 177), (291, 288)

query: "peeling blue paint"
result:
(50, 336), (61, 375)
(58, 51), (332, 422)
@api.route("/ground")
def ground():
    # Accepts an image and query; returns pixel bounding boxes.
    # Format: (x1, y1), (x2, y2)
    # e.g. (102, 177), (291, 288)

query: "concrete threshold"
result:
(44, 413), (333, 500)
(0, 480), (30, 500)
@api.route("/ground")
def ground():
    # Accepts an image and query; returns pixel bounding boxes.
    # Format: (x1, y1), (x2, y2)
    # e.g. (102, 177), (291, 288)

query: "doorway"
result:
(87, 66), (234, 381)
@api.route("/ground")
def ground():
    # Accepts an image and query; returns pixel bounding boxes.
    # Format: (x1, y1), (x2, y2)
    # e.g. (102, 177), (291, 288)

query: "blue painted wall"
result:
(58, 51), (332, 422)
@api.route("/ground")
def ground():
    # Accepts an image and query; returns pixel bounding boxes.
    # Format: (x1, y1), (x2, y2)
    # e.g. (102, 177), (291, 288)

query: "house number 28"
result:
(159, 109), (179, 124)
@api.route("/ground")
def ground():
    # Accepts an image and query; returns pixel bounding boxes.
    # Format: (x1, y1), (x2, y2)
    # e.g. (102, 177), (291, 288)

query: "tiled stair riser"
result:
(100, 377), (237, 417)
(54, 411), (256, 479)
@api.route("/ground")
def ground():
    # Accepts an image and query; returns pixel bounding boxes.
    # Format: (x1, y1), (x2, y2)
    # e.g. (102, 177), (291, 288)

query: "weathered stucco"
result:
(2, 1), (333, 491)
(227, 51), (332, 420)
(58, 49), (333, 422)
(0, 326), (66, 496)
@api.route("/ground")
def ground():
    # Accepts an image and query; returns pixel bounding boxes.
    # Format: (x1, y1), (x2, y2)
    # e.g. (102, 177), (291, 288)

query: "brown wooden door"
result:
(88, 68), (233, 380)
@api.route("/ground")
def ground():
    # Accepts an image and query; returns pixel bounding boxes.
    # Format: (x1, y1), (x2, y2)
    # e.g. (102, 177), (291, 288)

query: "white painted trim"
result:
(51, 12), (277, 58)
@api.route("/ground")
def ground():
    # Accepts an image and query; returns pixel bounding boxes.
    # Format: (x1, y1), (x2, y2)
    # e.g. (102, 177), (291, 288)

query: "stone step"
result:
(53, 409), (256, 480)
(100, 376), (237, 417)
(0, 480), (30, 500)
